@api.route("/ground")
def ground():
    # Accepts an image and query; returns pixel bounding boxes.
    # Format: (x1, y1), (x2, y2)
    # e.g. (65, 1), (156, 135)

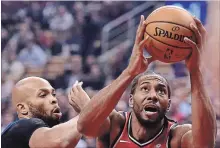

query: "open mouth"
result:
(53, 108), (61, 113)
(144, 105), (158, 113)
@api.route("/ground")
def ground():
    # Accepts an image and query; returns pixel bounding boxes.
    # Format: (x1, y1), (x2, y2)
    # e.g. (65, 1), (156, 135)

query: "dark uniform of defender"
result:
(2, 118), (48, 148)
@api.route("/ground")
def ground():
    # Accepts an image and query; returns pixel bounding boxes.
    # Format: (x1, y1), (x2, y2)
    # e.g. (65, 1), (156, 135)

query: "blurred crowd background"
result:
(1, 1), (219, 147)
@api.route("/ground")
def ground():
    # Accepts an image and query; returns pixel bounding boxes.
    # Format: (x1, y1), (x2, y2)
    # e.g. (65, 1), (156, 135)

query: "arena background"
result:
(1, 1), (219, 147)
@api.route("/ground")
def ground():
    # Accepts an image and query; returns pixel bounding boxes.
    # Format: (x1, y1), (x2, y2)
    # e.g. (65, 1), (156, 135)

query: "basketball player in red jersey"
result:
(74, 15), (216, 148)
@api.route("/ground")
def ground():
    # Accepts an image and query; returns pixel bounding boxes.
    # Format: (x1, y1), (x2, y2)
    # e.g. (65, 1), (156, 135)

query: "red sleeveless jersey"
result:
(112, 112), (177, 148)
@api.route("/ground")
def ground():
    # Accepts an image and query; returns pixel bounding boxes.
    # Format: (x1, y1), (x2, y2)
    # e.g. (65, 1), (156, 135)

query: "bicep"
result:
(180, 130), (193, 148)
(180, 126), (215, 148)
(171, 124), (192, 148)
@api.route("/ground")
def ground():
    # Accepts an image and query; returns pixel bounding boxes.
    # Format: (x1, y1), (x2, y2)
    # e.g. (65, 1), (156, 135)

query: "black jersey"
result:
(1, 118), (48, 148)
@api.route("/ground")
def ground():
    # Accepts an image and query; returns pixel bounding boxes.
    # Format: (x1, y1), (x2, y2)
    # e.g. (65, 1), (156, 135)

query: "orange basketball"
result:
(144, 6), (197, 63)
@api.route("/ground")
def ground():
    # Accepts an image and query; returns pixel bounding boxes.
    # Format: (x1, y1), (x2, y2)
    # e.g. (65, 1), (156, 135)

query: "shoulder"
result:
(172, 124), (192, 135)
(2, 118), (49, 147)
(97, 111), (127, 147)
(17, 118), (48, 128)
(170, 124), (192, 147)
(109, 111), (126, 128)
(2, 118), (48, 136)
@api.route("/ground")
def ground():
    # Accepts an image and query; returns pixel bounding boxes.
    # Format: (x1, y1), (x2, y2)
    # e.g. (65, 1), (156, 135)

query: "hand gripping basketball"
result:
(126, 15), (155, 77)
(184, 17), (207, 74)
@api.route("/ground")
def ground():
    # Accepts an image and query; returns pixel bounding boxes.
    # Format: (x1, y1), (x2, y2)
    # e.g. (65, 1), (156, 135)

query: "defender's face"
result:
(26, 80), (62, 126)
(131, 75), (170, 124)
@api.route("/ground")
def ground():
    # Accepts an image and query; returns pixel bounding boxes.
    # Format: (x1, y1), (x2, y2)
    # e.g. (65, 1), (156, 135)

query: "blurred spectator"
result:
(50, 5), (74, 42)
(65, 54), (83, 88)
(26, 2), (43, 23)
(81, 63), (105, 90)
(40, 31), (63, 56)
(1, 72), (14, 99)
(18, 34), (48, 68)
(43, 2), (57, 22)
(81, 13), (99, 63)
(50, 5), (74, 31)
(83, 54), (97, 74)
(5, 51), (25, 81)
(1, 28), (9, 50)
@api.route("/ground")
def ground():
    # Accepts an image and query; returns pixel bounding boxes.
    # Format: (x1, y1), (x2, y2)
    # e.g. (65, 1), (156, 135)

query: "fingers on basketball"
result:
(140, 35), (150, 49)
(193, 17), (207, 40)
(136, 15), (146, 44)
(184, 37), (200, 57)
(147, 56), (155, 64)
(190, 23), (202, 49)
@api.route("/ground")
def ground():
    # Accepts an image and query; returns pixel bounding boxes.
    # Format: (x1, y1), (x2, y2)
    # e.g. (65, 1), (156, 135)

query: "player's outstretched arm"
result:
(181, 17), (216, 148)
(77, 15), (155, 137)
(29, 116), (81, 148)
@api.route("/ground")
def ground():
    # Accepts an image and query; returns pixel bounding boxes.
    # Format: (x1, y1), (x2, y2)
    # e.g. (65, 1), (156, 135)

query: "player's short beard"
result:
(133, 102), (166, 128)
(28, 103), (60, 127)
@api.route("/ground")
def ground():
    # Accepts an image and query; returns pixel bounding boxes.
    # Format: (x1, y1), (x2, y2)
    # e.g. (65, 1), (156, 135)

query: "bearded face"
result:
(28, 102), (60, 127)
(130, 75), (170, 127)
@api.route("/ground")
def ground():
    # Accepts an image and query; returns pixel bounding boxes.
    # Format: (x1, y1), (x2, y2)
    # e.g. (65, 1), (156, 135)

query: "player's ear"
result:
(17, 103), (29, 116)
(167, 99), (171, 112)
(129, 94), (134, 108)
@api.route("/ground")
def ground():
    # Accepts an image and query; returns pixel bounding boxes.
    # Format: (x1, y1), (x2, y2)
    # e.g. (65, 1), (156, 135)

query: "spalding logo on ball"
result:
(144, 5), (197, 63)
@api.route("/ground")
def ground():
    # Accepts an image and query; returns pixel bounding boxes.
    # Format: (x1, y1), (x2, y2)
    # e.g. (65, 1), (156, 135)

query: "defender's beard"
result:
(28, 103), (60, 127)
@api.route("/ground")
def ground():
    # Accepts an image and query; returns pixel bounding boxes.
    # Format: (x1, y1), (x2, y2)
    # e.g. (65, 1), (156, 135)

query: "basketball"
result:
(144, 6), (197, 63)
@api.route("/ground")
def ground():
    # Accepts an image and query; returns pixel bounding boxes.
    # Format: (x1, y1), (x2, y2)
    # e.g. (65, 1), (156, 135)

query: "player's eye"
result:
(141, 87), (149, 92)
(39, 93), (47, 98)
(52, 93), (56, 97)
(157, 89), (166, 96)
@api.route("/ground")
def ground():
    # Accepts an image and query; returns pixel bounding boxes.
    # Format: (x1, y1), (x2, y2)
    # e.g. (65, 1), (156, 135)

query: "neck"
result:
(18, 114), (31, 119)
(130, 112), (164, 143)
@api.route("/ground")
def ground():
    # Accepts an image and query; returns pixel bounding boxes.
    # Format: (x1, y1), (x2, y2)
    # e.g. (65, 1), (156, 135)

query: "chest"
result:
(113, 127), (170, 148)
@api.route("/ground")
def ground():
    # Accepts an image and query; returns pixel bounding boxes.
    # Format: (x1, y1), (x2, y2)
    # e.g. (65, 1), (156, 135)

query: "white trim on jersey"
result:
(127, 114), (165, 147)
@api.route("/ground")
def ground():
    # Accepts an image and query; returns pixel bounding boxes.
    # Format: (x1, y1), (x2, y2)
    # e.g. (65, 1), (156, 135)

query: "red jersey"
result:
(112, 112), (177, 148)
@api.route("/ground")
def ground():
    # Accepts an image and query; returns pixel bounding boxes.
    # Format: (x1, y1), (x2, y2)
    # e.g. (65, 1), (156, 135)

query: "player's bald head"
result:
(12, 77), (52, 108)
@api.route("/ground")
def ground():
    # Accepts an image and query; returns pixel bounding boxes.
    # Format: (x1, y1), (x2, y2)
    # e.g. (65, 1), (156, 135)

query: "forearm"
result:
(78, 69), (134, 134)
(190, 70), (216, 147)
(47, 116), (82, 148)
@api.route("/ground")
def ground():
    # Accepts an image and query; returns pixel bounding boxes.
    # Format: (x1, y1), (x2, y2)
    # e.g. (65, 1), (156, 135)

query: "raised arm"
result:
(77, 15), (155, 137)
(181, 17), (216, 148)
